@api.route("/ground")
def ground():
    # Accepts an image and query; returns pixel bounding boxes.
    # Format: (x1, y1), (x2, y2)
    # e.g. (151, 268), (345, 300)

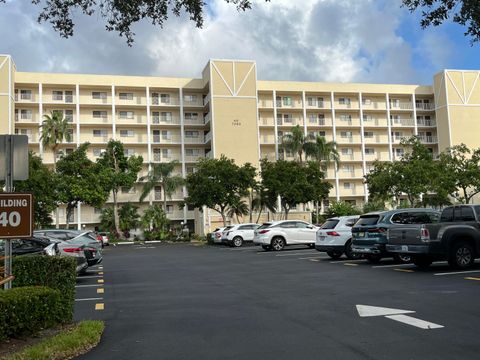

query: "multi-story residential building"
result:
(1, 54), (479, 233)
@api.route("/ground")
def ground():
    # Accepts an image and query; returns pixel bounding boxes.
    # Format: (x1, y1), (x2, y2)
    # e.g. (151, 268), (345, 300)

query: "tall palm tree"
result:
(139, 161), (184, 212)
(305, 135), (340, 220)
(281, 125), (309, 164)
(227, 198), (249, 224)
(252, 188), (277, 224)
(40, 110), (72, 172)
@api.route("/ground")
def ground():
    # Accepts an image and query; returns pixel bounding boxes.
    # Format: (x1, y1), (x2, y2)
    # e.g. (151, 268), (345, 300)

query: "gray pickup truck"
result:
(386, 205), (480, 269)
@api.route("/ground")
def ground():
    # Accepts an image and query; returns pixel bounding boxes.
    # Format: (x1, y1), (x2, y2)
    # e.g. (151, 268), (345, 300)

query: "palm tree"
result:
(281, 125), (309, 164)
(139, 161), (184, 212)
(252, 187), (277, 223)
(305, 135), (340, 220)
(227, 198), (249, 223)
(40, 110), (72, 172)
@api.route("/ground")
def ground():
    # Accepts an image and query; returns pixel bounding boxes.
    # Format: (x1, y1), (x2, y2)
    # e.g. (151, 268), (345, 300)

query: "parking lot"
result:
(76, 243), (480, 360)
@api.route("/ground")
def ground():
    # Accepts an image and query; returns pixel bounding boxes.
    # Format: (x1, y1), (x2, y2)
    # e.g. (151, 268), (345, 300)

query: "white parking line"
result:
(75, 297), (103, 302)
(75, 284), (102, 288)
(372, 264), (415, 268)
(330, 259), (366, 264)
(434, 269), (480, 276)
(298, 256), (328, 260)
(77, 275), (103, 279)
(275, 251), (319, 257)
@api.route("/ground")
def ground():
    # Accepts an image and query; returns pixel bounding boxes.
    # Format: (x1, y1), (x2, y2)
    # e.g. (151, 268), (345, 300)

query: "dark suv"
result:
(351, 208), (440, 263)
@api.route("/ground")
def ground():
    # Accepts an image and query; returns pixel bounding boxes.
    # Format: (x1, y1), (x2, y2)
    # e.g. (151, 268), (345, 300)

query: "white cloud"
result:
(0, 0), (453, 84)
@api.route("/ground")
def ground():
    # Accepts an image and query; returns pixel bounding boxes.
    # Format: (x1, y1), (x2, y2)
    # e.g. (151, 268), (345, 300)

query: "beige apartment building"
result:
(1, 54), (479, 233)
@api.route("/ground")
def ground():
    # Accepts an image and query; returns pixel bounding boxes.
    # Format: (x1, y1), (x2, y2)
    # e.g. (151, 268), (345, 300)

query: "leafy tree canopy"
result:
(402, 0), (480, 44)
(184, 155), (256, 225)
(1, 0), (270, 45)
(325, 201), (361, 218)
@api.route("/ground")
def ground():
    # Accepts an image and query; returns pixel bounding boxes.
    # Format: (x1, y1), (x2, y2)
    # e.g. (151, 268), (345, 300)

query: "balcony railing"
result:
(185, 154), (205, 162)
(260, 136), (276, 144)
(152, 153), (181, 162)
(152, 135), (181, 144)
(276, 117), (302, 126)
(389, 102), (413, 110)
(416, 103), (435, 111)
(260, 118), (275, 126)
(204, 132), (212, 143)
(419, 135), (438, 144)
(15, 93), (36, 102)
(183, 99), (205, 107)
(417, 119), (436, 127)
(184, 117), (204, 125)
(362, 101), (385, 110)
(151, 98), (180, 106)
(276, 100), (303, 108)
(184, 136), (203, 144)
(390, 118), (415, 127)
(151, 116), (180, 125)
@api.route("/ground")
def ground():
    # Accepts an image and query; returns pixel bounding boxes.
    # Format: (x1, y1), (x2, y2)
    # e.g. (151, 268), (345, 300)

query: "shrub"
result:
(0, 286), (63, 341)
(12, 256), (76, 323)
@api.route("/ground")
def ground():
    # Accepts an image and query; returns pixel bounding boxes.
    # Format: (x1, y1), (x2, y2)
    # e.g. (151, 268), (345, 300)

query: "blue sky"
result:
(0, 0), (478, 85)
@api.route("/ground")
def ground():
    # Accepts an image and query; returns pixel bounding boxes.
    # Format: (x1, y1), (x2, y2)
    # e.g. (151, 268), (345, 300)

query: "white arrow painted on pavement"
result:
(356, 305), (444, 330)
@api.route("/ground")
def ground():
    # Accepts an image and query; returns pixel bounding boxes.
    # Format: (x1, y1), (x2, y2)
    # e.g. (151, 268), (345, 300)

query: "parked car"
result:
(55, 241), (89, 274)
(34, 229), (104, 247)
(253, 220), (318, 251)
(351, 208), (440, 263)
(66, 233), (103, 267)
(315, 216), (360, 259)
(212, 227), (226, 244)
(221, 223), (260, 247)
(387, 205), (480, 269)
(98, 232), (110, 246)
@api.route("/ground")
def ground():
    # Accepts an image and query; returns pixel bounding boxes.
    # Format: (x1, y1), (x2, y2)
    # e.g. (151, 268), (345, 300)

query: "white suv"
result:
(221, 223), (260, 247)
(315, 216), (360, 259)
(253, 220), (318, 251)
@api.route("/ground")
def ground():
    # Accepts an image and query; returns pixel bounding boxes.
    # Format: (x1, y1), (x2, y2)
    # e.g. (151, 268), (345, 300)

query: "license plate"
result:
(401, 245), (408, 252)
(318, 236), (326, 241)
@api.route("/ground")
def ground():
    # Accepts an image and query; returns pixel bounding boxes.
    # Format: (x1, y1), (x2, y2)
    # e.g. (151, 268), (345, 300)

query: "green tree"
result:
(402, 0), (480, 44)
(56, 143), (110, 228)
(252, 185), (277, 223)
(97, 140), (143, 236)
(119, 202), (140, 237)
(12, 152), (57, 228)
(141, 204), (170, 240)
(325, 201), (361, 218)
(260, 159), (331, 219)
(281, 125), (310, 164)
(364, 161), (399, 205)
(438, 144), (480, 204)
(362, 199), (387, 214)
(139, 161), (184, 212)
(100, 207), (115, 233)
(39, 110), (72, 172)
(2, 0), (270, 45)
(227, 198), (249, 223)
(184, 155), (256, 226)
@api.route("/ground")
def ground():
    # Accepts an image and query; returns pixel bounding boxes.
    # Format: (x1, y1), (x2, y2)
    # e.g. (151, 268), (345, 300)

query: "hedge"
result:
(0, 286), (63, 341)
(12, 256), (77, 323)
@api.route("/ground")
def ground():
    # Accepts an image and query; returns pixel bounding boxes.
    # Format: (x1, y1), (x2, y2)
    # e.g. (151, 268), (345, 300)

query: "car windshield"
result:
(223, 226), (234, 231)
(355, 215), (381, 226)
(68, 234), (98, 246)
(257, 223), (272, 230)
(320, 219), (340, 229)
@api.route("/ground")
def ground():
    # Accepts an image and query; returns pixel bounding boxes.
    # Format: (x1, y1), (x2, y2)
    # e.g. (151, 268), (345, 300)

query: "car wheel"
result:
(327, 250), (343, 259)
(449, 241), (475, 269)
(412, 256), (432, 269)
(365, 254), (382, 264)
(393, 254), (411, 264)
(232, 236), (243, 248)
(271, 237), (286, 251)
(261, 245), (271, 251)
(344, 240), (361, 260)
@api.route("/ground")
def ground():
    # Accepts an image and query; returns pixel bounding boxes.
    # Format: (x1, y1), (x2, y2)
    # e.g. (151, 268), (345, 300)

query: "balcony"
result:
(204, 113), (211, 125)
(361, 101), (386, 110)
(203, 93), (211, 106)
(417, 119), (436, 127)
(337, 136), (361, 144)
(152, 135), (181, 144)
(204, 132), (212, 143)
(389, 102), (413, 110)
(184, 136), (203, 144)
(276, 117), (303, 126)
(258, 99), (274, 108)
(151, 98), (180, 106)
(260, 135), (276, 145)
(151, 116), (180, 125)
(15, 114), (38, 123)
(46, 94), (75, 104)
(183, 98), (205, 107)
(152, 152), (181, 162)
(205, 150), (213, 159)
(390, 118), (415, 127)
(419, 135), (438, 144)
(364, 135), (387, 144)
(335, 102), (357, 109)
(15, 92), (36, 103)
(119, 134), (145, 144)
(339, 153), (360, 161)
(260, 117), (275, 126)
(184, 117), (204, 125)
(276, 99), (303, 109)
(118, 115), (147, 125)
(306, 101), (326, 109)
(415, 103), (435, 111)
(116, 96), (145, 106)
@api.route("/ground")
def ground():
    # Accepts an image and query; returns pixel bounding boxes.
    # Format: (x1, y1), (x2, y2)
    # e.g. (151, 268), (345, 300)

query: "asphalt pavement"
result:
(75, 243), (480, 360)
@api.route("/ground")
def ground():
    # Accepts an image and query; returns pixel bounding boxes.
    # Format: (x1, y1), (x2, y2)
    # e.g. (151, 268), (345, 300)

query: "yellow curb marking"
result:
(95, 303), (104, 311)
(97, 288), (104, 294)
(394, 268), (415, 273)
(98, 272), (104, 275)
(97, 279), (104, 283)
(344, 263), (358, 266)
(465, 277), (480, 281)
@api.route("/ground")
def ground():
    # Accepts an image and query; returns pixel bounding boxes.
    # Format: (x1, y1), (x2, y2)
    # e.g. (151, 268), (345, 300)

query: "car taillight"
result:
(421, 228), (430, 242)
(215, 233), (221, 238)
(368, 228), (386, 233)
(326, 231), (340, 236)
(63, 248), (83, 253)
(259, 230), (270, 234)
(96, 235), (103, 241)
(86, 247), (97, 253)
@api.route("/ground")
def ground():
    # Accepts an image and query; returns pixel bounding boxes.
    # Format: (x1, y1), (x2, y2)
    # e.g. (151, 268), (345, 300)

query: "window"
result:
(93, 111), (107, 119)
(391, 212), (410, 224)
(161, 112), (172, 122)
(295, 222), (309, 229)
(153, 148), (162, 161)
(280, 221), (296, 228)
(92, 92), (107, 100)
(188, 205), (195, 211)
(93, 130), (107, 137)
(154, 186), (162, 200)
(440, 207), (454, 222)
(121, 186), (135, 194)
(308, 114), (317, 124)
(125, 148), (136, 157)
(185, 112), (198, 120)
(320, 220), (339, 229)
(283, 97), (292, 106)
(365, 148), (375, 155)
(17, 109), (32, 120)
(184, 94), (198, 103)
(455, 206), (476, 222)
(119, 111), (134, 119)
(341, 148), (353, 155)
(319, 131), (326, 137)
(65, 91), (73, 103)
(20, 89), (32, 100)
(94, 208), (103, 215)
(395, 148), (404, 158)
(340, 131), (352, 138)
(362, 98), (371, 105)
(339, 97), (351, 105)
(161, 130), (171, 140)
(390, 99), (400, 107)
(52, 91), (63, 101)
(185, 131), (199, 138)
(120, 130), (135, 137)
(93, 148), (106, 157)
(162, 149), (171, 158)
(166, 205), (174, 213)
(342, 165), (354, 173)
(339, 114), (352, 122)
(363, 115), (373, 122)
(345, 200), (357, 206)
(65, 110), (74, 122)
(119, 92), (133, 100)
(345, 218), (358, 227)
(364, 131), (374, 138)
(323, 199), (330, 208)
(344, 182), (352, 189)
(160, 94), (170, 104)
(186, 148), (200, 156)
(186, 166), (197, 174)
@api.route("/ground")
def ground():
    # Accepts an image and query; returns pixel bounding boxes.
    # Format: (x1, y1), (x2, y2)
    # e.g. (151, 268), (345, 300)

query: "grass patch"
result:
(2, 320), (104, 360)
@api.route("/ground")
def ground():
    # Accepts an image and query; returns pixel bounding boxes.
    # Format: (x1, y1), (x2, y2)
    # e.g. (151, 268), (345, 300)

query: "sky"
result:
(0, 0), (479, 85)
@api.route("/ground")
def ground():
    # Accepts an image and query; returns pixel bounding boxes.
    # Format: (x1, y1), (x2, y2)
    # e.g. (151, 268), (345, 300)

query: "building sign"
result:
(0, 193), (33, 238)
(232, 119), (242, 126)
